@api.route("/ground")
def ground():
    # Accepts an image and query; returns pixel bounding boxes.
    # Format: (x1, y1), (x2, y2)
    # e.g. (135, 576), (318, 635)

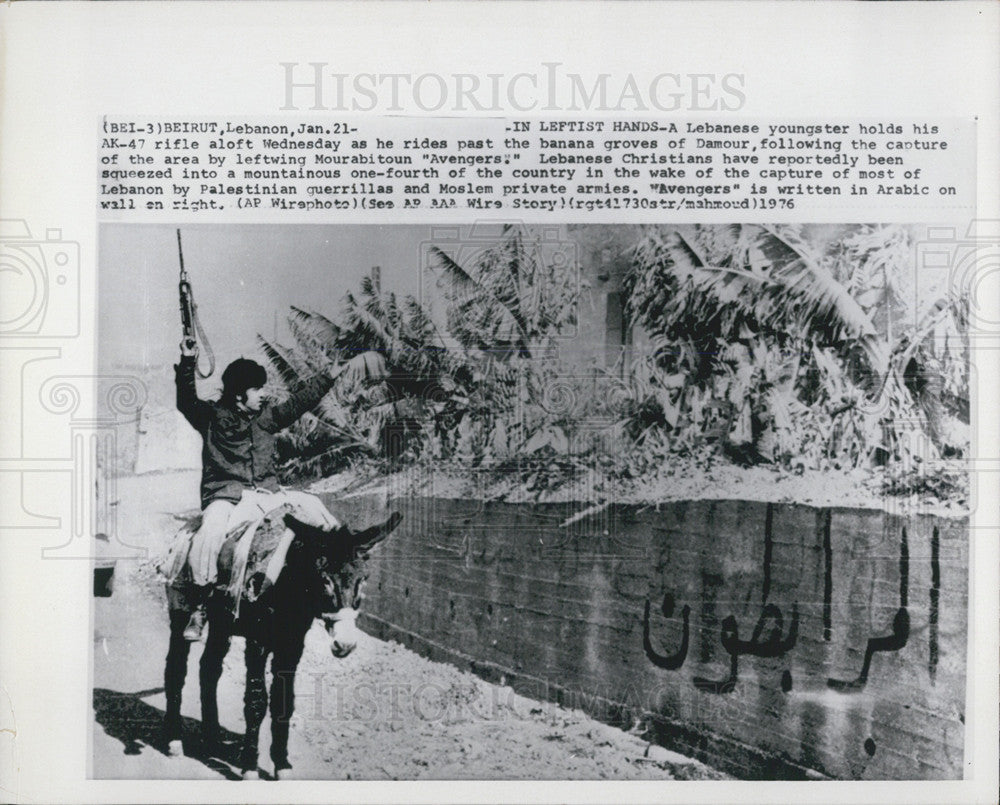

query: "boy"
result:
(175, 337), (336, 639)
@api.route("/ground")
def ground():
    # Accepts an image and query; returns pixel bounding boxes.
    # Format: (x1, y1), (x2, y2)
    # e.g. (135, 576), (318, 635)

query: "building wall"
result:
(100, 363), (212, 477)
(340, 493), (968, 780)
(563, 224), (646, 374)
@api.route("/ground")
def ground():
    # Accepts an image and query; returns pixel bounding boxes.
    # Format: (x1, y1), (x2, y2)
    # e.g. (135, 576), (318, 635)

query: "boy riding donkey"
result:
(162, 228), (369, 640)
(172, 336), (345, 640)
(158, 234), (401, 766)
(160, 336), (401, 765)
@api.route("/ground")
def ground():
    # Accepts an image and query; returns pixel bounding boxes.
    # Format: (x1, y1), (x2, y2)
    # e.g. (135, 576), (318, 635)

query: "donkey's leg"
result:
(268, 634), (306, 775)
(198, 608), (231, 751)
(163, 608), (192, 750)
(241, 639), (269, 775)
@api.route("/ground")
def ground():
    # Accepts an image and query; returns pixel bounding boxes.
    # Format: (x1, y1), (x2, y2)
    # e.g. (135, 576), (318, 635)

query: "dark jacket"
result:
(175, 355), (334, 508)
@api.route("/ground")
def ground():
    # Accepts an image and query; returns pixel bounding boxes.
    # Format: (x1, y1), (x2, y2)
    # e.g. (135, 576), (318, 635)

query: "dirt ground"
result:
(91, 469), (725, 781)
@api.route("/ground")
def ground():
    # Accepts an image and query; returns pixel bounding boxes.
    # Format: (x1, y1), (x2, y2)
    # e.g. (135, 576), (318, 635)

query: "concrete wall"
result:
(347, 495), (967, 780)
(100, 364), (209, 477)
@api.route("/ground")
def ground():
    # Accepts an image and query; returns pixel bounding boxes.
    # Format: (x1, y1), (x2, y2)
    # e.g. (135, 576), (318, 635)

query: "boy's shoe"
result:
(183, 606), (207, 641)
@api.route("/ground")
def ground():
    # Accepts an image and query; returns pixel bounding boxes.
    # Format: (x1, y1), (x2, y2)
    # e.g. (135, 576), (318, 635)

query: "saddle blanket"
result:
(159, 489), (339, 614)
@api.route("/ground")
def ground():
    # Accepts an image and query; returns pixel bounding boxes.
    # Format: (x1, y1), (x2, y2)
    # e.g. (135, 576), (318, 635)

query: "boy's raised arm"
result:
(175, 348), (211, 433)
(260, 370), (336, 433)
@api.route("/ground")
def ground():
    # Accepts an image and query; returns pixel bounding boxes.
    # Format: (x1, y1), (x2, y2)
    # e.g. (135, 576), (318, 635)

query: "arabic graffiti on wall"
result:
(359, 496), (968, 781)
(643, 509), (919, 694)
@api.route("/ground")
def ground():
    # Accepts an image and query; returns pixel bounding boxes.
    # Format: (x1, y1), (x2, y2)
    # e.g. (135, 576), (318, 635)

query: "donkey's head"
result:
(285, 509), (402, 658)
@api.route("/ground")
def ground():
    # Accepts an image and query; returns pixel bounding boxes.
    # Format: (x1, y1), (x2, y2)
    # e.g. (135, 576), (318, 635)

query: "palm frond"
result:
(402, 295), (447, 348)
(342, 295), (393, 352)
(427, 246), (481, 296)
(334, 349), (389, 387)
(429, 244), (531, 357)
(289, 307), (341, 348)
(256, 335), (303, 390)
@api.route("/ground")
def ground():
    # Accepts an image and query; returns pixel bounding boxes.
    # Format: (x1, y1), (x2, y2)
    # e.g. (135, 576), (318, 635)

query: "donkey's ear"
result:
(284, 512), (325, 543)
(349, 511), (403, 554)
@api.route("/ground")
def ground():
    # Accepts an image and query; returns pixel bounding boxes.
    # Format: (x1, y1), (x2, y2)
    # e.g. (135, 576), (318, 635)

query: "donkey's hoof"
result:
(166, 739), (184, 757)
(242, 769), (260, 780)
(274, 766), (293, 780)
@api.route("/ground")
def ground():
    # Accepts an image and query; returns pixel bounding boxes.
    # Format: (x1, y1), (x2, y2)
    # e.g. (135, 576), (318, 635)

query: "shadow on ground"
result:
(92, 687), (248, 780)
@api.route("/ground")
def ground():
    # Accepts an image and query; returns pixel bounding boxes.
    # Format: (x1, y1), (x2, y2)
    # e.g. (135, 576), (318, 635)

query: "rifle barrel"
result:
(176, 228), (186, 277)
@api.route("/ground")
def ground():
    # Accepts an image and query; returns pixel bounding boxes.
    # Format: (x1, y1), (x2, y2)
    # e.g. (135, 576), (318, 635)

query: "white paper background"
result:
(0, 2), (997, 803)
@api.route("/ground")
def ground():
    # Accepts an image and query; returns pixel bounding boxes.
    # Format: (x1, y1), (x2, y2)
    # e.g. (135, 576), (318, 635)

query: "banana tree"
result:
(625, 223), (968, 468)
(259, 274), (482, 469)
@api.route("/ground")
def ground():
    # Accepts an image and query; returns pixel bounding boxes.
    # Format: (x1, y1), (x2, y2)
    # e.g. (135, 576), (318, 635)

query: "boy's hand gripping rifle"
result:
(177, 229), (216, 378)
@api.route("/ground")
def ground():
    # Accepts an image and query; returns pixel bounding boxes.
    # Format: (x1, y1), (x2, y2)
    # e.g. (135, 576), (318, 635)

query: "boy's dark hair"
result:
(221, 358), (267, 402)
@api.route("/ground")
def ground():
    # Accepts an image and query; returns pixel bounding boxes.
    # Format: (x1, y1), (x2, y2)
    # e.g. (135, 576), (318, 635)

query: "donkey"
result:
(163, 499), (401, 779)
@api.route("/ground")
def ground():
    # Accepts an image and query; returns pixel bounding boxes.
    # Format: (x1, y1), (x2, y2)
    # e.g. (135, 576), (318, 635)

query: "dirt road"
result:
(91, 470), (721, 781)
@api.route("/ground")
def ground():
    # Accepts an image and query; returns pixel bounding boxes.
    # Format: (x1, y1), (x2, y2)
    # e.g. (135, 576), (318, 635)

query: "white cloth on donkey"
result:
(158, 489), (340, 612)
(226, 490), (340, 612)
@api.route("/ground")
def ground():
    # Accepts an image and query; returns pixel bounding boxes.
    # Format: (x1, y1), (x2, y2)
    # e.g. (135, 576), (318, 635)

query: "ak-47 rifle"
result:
(177, 229), (216, 378)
